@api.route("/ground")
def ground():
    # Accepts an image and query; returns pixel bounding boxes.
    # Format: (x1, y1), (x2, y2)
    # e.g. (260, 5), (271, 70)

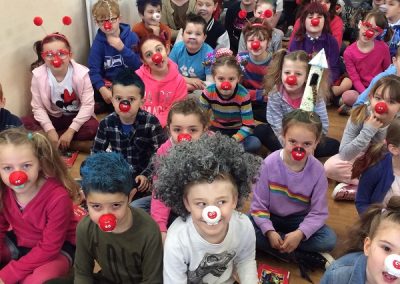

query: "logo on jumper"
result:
(104, 55), (124, 69)
(56, 89), (79, 113)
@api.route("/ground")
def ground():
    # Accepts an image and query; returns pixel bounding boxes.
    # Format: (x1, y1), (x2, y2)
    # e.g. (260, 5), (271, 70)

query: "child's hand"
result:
(59, 128), (75, 150)
(106, 35), (124, 52)
(135, 175), (150, 192)
(365, 114), (384, 129)
(266, 230), (284, 250)
(46, 129), (59, 148)
(280, 229), (304, 253)
(0, 97), (5, 108)
(99, 87), (112, 104)
(161, 231), (167, 245)
(149, 24), (161, 36)
(186, 78), (206, 90)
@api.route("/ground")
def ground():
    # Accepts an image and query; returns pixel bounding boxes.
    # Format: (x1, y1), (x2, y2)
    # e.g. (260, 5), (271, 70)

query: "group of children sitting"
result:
(1, 0), (400, 283)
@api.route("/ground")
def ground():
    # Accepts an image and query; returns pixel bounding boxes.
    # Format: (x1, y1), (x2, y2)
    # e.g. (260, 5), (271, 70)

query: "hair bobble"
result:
(203, 48), (247, 68)
(27, 132), (33, 140)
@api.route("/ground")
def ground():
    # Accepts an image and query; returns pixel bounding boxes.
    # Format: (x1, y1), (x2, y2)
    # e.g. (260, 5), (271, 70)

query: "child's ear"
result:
(128, 188), (138, 203)
(392, 56), (398, 65)
(388, 143), (400, 156)
(363, 236), (371, 256)
(358, 20), (362, 29)
(183, 196), (191, 213)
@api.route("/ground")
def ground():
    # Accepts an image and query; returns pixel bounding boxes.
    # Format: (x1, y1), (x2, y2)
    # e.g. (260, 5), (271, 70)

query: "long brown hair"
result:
(0, 128), (80, 203)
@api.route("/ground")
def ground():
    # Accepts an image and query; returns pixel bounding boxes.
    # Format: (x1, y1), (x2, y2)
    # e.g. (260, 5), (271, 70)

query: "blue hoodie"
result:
(88, 23), (142, 91)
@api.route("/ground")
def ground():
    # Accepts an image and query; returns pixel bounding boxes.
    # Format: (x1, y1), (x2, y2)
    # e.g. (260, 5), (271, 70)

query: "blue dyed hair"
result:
(80, 152), (135, 196)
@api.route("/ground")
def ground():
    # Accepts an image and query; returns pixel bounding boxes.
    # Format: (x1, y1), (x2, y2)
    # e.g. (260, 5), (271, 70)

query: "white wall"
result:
(0, 0), (140, 117)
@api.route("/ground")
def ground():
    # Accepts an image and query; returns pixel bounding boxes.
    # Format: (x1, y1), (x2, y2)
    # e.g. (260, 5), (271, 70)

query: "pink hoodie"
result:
(136, 59), (187, 127)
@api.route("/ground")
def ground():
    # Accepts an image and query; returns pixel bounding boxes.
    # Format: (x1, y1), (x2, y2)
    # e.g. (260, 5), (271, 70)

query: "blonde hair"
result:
(92, 0), (120, 19)
(0, 128), (80, 203)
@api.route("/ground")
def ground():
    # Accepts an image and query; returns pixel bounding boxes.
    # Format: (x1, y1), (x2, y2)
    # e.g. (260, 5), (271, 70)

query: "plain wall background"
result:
(1, 0), (140, 117)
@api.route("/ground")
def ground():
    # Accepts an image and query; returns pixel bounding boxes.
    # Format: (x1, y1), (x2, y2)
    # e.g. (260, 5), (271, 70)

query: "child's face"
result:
(213, 65), (240, 98)
(86, 191), (132, 233)
(96, 14), (120, 34)
(140, 39), (169, 71)
(393, 56), (400, 76)
(316, 0), (331, 11)
(281, 59), (308, 95)
(168, 113), (206, 144)
(183, 23), (207, 53)
(183, 178), (238, 243)
(241, 0), (256, 6)
(246, 34), (269, 57)
(141, 4), (161, 27)
(196, 0), (217, 22)
(305, 13), (324, 37)
(370, 85), (400, 125)
(254, 3), (275, 24)
(358, 17), (381, 42)
(41, 41), (71, 73)
(386, 0), (400, 24)
(282, 123), (319, 163)
(112, 84), (144, 122)
(364, 220), (400, 284)
(0, 144), (41, 196)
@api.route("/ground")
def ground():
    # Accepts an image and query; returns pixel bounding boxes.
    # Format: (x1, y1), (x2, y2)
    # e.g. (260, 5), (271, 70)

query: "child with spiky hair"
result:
(154, 133), (262, 284)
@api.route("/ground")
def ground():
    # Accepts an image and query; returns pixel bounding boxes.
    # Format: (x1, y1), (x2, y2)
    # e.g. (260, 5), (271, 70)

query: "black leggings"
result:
(253, 123), (340, 158)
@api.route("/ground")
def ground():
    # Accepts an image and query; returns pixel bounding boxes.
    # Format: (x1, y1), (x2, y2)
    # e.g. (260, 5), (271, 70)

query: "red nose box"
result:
(52, 58), (62, 68)
(177, 133), (192, 143)
(365, 29), (375, 39)
(9, 171), (28, 187)
(375, 101), (388, 114)
(311, 18), (320, 27)
(99, 214), (117, 232)
(291, 147), (306, 161)
(221, 81), (232, 90)
(251, 40), (261, 50)
(285, 75), (297, 86)
(385, 254), (400, 278)
(202, 205), (221, 225)
(238, 10), (247, 19)
(103, 21), (112, 31)
(151, 53), (163, 64)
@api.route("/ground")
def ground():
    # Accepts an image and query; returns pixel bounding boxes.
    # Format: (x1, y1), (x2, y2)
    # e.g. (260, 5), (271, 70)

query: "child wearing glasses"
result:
(23, 33), (98, 153)
(89, 0), (142, 113)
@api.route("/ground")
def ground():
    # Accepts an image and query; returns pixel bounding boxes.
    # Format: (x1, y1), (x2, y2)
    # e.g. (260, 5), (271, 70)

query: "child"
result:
(92, 69), (166, 208)
(75, 152), (163, 282)
(238, 18), (273, 122)
(321, 196), (400, 284)
(136, 35), (187, 127)
(200, 49), (261, 153)
(169, 14), (213, 92)
(0, 83), (22, 131)
(151, 98), (209, 243)
(161, 0), (196, 41)
(251, 109), (336, 270)
(133, 0), (172, 48)
(352, 118), (400, 215)
(253, 50), (340, 158)
(237, 0), (284, 54)
(89, 0), (142, 113)
(385, 0), (400, 57)
(325, 75), (400, 200)
(341, 11), (391, 108)
(0, 128), (80, 283)
(225, 0), (256, 53)
(154, 133), (261, 283)
(289, 2), (341, 84)
(23, 33), (99, 153)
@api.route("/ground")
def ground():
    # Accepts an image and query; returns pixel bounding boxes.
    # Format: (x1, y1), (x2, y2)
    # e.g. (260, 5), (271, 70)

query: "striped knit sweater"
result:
(200, 83), (255, 142)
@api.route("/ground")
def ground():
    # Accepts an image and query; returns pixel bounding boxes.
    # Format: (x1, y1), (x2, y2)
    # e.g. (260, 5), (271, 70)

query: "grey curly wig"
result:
(154, 133), (262, 218)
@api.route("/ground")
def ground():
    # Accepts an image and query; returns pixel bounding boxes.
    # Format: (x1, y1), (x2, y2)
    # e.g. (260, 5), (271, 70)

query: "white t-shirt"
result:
(163, 211), (258, 284)
(48, 64), (80, 115)
(384, 175), (400, 206)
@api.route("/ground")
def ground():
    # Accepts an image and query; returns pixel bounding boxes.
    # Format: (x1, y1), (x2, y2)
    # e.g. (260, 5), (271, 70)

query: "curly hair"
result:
(154, 133), (262, 218)
(80, 152), (135, 196)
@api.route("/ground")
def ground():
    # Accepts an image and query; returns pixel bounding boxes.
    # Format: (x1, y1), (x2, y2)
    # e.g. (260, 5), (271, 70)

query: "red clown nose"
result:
(311, 18), (320, 27)
(263, 9), (273, 18)
(365, 29), (375, 39)
(152, 53), (163, 64)
(177, 133), (192, 143)
(52, 57), (62, 68)
(285, 75), (297, 86)
(375, 101), (388, 114)
(291, 147), (306, 161)
(221, 81), (232, 90)
(99, 214), (117, 232)
(251, 40), (261, 50)
(238, 10), (247, 19)
(9, 171), (28, 187)
(119, 100), (131, 112)
(33, 16), (43, 26)
(103, 21), (112, 31)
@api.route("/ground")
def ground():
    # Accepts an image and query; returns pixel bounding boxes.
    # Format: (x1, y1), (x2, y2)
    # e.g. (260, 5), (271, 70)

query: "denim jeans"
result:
(209, 127), (262, 154)
(130, 195), (151, 213)
(250, 214), (337, 258)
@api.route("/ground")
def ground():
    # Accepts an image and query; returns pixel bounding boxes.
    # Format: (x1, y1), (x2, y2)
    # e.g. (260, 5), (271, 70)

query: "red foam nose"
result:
(285, 75), (297, 86)
(365, 29), (375, 39)
(221, 81), (232, 90)
(291, 147), (306, 161)
(52, 58), (62, 68)
(238, 10), (247, 19)
(9, 171), (28, 186)
(208, 211), (217, 219)
(263, 9), (273, 18)
(99, 214), (117, 232)
(103, 21), (112, 31)
(152, 53), (163, 64)
(177, 133), (192, 143)
(251, 40), (261, 50)
(119, 101), (131, 112)
(311, 18), (320, 27)
(375, 101), (388, 114)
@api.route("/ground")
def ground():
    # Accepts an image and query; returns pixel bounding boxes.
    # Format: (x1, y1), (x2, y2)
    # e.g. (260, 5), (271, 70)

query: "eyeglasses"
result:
(361, 21), (383, 34)
(41, 49), (70, 60)
(96, 17), (118, 25)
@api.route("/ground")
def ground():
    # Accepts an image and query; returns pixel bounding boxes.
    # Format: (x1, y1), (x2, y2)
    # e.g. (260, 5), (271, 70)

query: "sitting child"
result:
(92, 69), (166, 209)
(89, 0), (142, 113)
(169, 13), (213, 92)
(75, 152), (163, 283)
(0, 83), (22, 131)
(133, 0), (172, 48)
(154, 133), (262, 283)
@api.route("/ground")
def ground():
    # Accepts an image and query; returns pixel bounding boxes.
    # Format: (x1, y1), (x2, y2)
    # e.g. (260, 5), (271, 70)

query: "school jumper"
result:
(0, 108), (22, 131)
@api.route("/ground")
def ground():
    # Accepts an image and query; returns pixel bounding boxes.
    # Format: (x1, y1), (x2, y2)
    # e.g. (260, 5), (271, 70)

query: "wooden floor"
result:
(68, 106), (355, 284)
